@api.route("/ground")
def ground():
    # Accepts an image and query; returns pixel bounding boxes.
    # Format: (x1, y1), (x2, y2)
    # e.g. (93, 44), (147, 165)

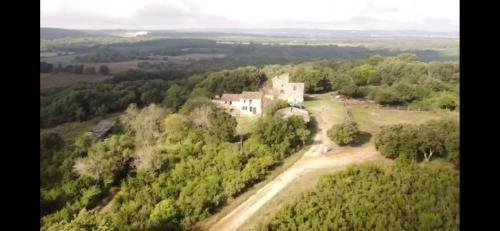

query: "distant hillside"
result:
(42, 27), (459, 40)
(41, 28), (93, 40)
(41, 28), (155, 40)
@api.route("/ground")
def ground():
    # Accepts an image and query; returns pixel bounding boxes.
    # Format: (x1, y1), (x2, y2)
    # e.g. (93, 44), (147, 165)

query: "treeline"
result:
(260, 162), (459, 230)
(374, 118), (459, 167)
(41, 66), (267, 128)
(264, 54), (459, 110)
(41, 101), (312, 230)
(40, 61), (110, 75)
(73, 38), (451, 64)
(75, 39), (217, 62)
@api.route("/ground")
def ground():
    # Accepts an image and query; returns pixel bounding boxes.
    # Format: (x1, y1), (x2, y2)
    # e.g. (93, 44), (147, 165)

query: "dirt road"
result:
(209, 95), (385, 231)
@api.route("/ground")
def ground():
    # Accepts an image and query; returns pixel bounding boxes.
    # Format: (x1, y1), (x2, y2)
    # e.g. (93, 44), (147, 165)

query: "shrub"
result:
(327, 120), (360, 146)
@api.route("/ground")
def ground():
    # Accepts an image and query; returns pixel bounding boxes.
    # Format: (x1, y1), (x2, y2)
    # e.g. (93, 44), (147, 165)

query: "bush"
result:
(371, 87), (402, 105)
(339, 84), (364, 98)
(327, 120), (360, 146)
(374, 119), (459, 163)
(265, 99), (290, 115)
(148, 199), (179, 231)
(374, 124), (419, 159)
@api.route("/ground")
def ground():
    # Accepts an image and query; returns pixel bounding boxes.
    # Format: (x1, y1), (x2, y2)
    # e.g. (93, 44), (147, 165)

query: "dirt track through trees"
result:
(209, 94), (386, 231)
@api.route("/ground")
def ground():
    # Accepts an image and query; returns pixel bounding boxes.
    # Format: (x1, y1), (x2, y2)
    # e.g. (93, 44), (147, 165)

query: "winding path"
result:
(209, 95), (385, 231)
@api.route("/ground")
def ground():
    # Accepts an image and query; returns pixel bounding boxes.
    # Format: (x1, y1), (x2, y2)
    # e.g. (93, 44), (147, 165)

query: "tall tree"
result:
(163, 84), (185, 112)
(207, 109), (237, 142)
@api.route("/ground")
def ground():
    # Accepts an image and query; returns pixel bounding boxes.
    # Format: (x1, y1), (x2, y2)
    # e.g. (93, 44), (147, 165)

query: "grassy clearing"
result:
(303, 93), (348, 124)
(40, 112), (122, 145)
(236, 116), (259, 135)
(351, 107), (453, 135)
(196, 144), (311, 230)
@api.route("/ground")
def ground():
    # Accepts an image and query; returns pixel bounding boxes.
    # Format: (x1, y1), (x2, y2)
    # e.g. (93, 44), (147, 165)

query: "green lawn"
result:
(304, 93), (458, 142)
(351, 107), (453, 135)
(236, 116), (259, 135)
(303, 93), (348, 125)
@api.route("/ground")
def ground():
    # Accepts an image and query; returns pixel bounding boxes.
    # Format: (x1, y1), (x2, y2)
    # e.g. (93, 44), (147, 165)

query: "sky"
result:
(41, 0), (459, 32)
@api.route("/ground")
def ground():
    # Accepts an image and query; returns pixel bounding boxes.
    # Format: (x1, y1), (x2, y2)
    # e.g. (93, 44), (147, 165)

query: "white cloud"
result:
(41, 0), (459, 31)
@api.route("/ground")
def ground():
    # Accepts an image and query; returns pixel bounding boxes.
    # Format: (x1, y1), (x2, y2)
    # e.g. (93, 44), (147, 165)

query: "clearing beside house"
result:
(208, 92), (453, 231)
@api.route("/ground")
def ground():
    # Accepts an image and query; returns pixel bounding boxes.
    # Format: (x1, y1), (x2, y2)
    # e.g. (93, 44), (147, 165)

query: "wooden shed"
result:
(91, 119), (115, 139)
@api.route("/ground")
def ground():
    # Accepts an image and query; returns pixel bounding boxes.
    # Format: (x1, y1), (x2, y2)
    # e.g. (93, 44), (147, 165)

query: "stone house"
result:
(272, 73), (304, 104)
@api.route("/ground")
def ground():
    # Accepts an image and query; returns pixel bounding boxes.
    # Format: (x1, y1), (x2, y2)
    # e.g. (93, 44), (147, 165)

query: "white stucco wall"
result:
(216, 98), (262, 116)
(238, 99), (262, 115)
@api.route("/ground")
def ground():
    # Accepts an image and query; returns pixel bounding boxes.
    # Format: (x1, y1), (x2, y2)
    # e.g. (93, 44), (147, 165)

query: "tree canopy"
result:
(260, 163), (459, 230)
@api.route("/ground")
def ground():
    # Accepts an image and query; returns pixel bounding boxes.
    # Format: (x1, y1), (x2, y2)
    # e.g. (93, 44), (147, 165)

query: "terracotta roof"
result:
(221, 93), (240, 101)
(241, 91), (263, 100)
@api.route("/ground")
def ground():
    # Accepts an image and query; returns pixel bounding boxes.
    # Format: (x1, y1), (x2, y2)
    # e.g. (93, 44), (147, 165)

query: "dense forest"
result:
(41, 54), (458, 128)
(41, 104), (312, 230)
(40, 66), (268, 127)
(40, 61), (314, 230)
(40, 61), (110, 75)
(259, 161), (459, 230)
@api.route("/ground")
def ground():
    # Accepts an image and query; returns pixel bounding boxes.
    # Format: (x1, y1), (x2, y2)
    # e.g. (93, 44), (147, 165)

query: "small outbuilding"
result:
(91, 119), (115, 139)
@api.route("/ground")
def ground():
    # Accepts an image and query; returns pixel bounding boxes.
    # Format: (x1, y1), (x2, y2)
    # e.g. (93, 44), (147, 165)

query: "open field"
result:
(40, 73), (112, 89)
(303, 93), (348, 122)
(307, 92), (457, 139)
(41, 36), (161, 50)
(83, 53), (227, 73)
(212, 36), (459, 50)
(351, 107), (457, 135)
(41, 53), (228, 74)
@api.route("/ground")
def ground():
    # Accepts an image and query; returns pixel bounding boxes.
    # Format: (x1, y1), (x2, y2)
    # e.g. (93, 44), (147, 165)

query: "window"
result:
(249, 99), (252, 104)
(242, 106), (246, 110)
(280, 90), (284, 94)
(293, 86), (297, 91)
